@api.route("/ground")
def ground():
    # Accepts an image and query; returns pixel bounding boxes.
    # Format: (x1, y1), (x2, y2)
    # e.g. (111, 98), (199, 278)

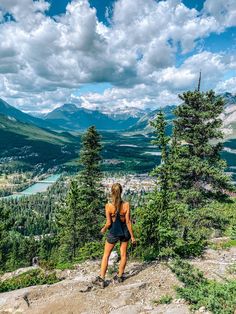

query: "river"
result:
(1, 174), (61, 200)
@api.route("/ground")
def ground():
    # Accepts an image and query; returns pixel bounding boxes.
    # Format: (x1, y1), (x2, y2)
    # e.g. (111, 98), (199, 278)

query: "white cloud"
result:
(0, 0), (235, 113)
(203, 0), (236, 28)
(216, 76), (236, 94)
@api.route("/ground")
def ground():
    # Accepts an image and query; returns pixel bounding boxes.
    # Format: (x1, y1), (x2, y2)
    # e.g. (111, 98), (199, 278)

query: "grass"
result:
(210, 239), (236, 250)
(152, 295), (173, 305)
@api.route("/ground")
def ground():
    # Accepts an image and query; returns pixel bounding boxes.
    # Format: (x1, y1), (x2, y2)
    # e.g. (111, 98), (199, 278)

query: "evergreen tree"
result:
(149, 111), (171, 205)
(56, 126), (104, 262)
(76, 125), (105, 243)
(0, 204), (11, 270)
(173, 90), (234, 208)
(136, 112), (183, 259)
(56, 179), (79, 261)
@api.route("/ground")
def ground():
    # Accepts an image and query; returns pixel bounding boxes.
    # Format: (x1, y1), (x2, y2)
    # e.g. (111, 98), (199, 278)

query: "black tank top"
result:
(110, 211), (127, 237)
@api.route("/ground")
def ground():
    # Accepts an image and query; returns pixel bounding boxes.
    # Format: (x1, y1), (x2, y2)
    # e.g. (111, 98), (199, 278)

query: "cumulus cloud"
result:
(203, 0), (236, 28)
(0, 0), (235, 112)
(216, 76), (236, 94)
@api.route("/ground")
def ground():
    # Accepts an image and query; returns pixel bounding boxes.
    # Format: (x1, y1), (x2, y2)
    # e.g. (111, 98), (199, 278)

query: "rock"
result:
(198, 306), (207, 313)
(108, 251), (119, 266)
(152, 304), (190, 314)
(109, 291), (132, 308)
(173, 299), (185, 304)
(109, 304), (142, 314)
(114, 282), (147, 292)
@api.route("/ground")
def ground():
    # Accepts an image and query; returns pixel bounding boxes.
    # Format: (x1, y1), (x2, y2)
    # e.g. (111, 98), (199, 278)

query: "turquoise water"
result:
(1, 174), (61, 200)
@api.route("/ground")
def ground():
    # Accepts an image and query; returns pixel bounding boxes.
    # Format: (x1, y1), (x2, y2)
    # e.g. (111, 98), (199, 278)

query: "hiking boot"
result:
(92, 276), (105, 288)
(113, 274), (124, 283)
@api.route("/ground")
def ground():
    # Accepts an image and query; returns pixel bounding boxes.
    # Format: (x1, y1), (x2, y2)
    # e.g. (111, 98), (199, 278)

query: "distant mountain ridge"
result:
(43, 103), (140, 131)
(128, 93), (236, 138)
(1, 92), (236, 136)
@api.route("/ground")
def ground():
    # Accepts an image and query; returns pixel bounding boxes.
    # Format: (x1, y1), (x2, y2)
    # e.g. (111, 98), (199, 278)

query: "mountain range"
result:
(1, 93), (236, 172)
(43, 103), (141, 131)
(1, 92), (236, 138)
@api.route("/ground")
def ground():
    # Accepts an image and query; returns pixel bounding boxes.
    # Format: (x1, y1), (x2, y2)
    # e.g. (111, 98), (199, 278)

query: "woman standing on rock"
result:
(93, 183), (136, 288)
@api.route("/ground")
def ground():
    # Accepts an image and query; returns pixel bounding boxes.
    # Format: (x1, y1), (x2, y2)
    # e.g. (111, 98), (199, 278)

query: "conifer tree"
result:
(0, 204), (11, 270)
(136, 112), (181, 259)
(76, 125), (105, 243)
(56, 126), (104, 262)
(57, 179), (80, 261)
(149, 111), (171, 203)
(173, 90), (234, 208)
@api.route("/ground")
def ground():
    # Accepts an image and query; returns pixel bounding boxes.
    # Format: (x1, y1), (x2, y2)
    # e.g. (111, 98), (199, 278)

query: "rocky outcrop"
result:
(0, 246), (236, 314)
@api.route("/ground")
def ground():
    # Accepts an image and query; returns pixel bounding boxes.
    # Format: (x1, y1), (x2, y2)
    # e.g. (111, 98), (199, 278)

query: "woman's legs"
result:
(100, 240), (115, 279)
(118, 241), (129, 277)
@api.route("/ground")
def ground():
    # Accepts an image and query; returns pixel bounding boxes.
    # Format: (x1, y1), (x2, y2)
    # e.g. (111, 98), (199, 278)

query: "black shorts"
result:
(107, 231), (131, 244)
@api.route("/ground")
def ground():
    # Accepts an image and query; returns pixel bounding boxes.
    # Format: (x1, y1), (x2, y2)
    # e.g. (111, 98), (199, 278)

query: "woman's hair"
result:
(111, 183), (123, 214)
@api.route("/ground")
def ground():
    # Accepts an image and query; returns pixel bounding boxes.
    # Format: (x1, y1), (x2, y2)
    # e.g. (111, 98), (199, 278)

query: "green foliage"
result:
(56, 126), (105, 263)
(55, 261), (75, 270)
(136, 90), (235, 261)
(0, 268), (60, 292)
(227, 263), (236, 275)
(76, 241), (104, 262)
(170, 259), (236, 314)
(152, 295), (173, 305)
(136, 190), (207, 260)
(173, 90), (235, 208)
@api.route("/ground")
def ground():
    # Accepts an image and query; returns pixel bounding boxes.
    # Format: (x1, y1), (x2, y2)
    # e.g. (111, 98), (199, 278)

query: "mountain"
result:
(43, 103), (139, 131)
(100, 107), (150, 120)
(127, 105), (176, 134)
(222, 92), (236, 106)
(0, 98), (60, 130)
(128, 93), (236, 137)
(0, 114), (79, 167)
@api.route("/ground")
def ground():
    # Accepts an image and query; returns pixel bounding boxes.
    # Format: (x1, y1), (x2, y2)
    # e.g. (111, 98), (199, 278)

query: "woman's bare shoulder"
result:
(123, 201), (130, 210)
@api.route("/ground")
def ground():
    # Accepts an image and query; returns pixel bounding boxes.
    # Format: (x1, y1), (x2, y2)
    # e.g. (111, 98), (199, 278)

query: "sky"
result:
(0, 0), (236, 114)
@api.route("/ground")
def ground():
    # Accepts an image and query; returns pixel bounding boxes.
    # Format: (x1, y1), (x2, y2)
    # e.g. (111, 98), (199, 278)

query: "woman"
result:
(93, 183), (136, 288)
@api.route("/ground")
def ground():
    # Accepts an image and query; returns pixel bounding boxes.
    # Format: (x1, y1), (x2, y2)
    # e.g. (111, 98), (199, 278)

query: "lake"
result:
(1, 174), (61, 200)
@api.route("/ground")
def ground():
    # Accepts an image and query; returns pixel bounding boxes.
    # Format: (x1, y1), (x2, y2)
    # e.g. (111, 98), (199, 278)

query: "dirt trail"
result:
(0, 246), (236, 314)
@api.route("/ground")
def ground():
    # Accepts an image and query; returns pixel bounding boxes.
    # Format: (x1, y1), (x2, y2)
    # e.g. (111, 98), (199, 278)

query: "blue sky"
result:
(46, 0), (236, 100)
(0, 0), (236, 112)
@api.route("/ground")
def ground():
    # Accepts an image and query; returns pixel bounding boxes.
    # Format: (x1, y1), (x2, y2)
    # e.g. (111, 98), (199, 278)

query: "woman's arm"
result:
(125, 202), (136, 243)
(100, 203), (112, 234)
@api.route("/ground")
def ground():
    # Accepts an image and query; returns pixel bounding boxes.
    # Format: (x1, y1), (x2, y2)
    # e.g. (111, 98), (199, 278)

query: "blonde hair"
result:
(111, 183), (123, 214)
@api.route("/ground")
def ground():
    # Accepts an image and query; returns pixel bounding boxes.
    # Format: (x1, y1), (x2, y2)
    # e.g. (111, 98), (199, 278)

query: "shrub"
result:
(0, 268), (60, 292)
(170, 259), (236, 314)
(152, 295), (173, 305)
(75, 240), (104, 262)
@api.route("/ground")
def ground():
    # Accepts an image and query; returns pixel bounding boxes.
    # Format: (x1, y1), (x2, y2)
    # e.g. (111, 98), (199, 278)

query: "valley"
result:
(1, 93), (236, 198)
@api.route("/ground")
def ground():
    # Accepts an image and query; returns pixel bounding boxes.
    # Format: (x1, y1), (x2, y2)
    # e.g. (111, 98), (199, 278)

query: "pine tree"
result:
(0, 204), (11, 270)
(76, 125), (105, 243)
(149, 111), (171, 204)
(56, 126), (104, 262)
(173, 90), (234, 208)
(56, 179), (80, 261)
(136, 112), (181, 259)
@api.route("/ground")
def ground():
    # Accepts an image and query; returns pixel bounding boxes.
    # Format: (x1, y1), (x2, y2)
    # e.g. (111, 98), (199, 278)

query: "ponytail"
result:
(111, 183), (123, 215)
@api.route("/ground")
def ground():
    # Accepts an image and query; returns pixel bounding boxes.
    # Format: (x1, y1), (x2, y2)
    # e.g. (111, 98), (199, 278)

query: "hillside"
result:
(0, 98), (58, 130)
(0, 114), (80, 167)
